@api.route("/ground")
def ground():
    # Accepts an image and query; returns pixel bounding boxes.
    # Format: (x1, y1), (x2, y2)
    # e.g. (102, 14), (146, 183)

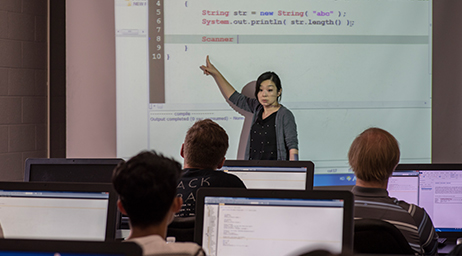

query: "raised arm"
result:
(200, 55), (236, 99)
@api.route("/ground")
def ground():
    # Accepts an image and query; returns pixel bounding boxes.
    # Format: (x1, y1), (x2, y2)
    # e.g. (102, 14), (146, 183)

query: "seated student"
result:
(112, 151), (205, 256)
(177, 119), (246, 217)
(348, 127), (438, 255)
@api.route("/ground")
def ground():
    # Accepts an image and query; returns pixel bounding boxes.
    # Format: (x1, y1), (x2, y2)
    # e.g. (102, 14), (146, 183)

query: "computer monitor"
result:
(218, 160), (314, 190)
(0, 182), (118, 241)
(24, 158), (127, 230)
(194, 188), (354, 256)
(24, 158), (124, 183)
(388, 164), (462, 238)
(0, 239), (142, 256)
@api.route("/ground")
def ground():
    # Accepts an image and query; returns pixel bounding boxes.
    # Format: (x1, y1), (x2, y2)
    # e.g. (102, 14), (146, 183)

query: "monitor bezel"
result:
(0, 181), (119, 241)
(396, 163), (462, 171)
(24, 158), (124, 182)
(220, 160), (315, 190)
(194, 188), (354, 255)
(0, 239), (142, 255)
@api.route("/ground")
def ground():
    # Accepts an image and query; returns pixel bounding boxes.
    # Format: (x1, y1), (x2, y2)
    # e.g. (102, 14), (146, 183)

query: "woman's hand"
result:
(199, 55), (236, 99)
(289, 149), (299, 161)
(200, 55), (220, 77)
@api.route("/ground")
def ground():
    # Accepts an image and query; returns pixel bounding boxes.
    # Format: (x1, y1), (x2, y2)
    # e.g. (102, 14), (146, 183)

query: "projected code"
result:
(150, 111), (244, 123)
(154, 3), (354, 103)
(201, 9), (353, 27)
(149, 0), (429, 104)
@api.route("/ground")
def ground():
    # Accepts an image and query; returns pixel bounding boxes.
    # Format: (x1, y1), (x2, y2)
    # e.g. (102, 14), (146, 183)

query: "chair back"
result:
(167, 216), (195, 242)
(354, 218), (415, 255)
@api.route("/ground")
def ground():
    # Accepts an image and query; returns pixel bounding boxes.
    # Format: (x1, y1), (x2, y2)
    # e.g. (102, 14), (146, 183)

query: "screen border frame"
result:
(24, 158), (124, 182)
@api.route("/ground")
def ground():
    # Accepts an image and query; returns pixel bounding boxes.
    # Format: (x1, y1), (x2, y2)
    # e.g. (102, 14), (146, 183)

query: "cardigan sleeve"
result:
(282, 108), (298, 150)
(228, 91), (259, 113)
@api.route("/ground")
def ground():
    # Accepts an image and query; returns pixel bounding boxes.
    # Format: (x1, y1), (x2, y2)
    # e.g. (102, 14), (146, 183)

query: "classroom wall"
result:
(431, 0), (462, 163)
(49, 0), (66, 159)
(0, 0), (48, 181)
(66, 0), (116, 158)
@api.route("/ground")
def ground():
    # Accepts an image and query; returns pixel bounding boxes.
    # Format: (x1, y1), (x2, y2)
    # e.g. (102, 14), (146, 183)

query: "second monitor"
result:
(24, 158), (124, 183)
(218, 160), (314, 190)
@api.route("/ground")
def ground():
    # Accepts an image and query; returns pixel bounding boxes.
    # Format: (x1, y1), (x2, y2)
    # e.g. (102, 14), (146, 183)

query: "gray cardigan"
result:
(229, 91), (298, 160)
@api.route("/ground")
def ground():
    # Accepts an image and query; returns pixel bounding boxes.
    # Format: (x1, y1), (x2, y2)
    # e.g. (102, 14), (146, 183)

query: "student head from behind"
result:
(177, 120), (245, 218)
(349, 128), (439, 255)
(348, 127), (400, 188)
(112, 150), (183, 239)
(181, 119), (229, 170)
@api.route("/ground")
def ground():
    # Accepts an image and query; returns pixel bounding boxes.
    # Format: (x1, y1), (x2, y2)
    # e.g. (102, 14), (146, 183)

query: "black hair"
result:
(112, 151), (182, 227)
(254, 71), (282, 101)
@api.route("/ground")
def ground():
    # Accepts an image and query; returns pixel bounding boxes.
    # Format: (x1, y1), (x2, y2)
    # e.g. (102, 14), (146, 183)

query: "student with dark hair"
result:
(200, 56), (298, 161)
(112, 151), (204, 256)
(349, 127), (438, 255)
(177, 119), (246, 217)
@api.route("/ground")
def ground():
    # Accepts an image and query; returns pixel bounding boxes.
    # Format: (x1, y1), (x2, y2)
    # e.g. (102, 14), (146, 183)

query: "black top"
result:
(176, 168), (246, 217)
(249, 110), (278, 160)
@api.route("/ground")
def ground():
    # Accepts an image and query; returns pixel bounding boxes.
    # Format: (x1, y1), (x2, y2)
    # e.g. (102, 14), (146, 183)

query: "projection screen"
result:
(115, 0), (432, 174)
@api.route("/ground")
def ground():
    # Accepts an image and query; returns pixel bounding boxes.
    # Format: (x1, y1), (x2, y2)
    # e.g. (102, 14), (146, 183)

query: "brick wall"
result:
(0, 0), (47, 180)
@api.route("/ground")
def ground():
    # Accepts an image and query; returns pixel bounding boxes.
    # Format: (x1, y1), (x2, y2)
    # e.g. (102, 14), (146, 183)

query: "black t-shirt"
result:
(249, 110), (278, 160)
(176, 168), (246, 217)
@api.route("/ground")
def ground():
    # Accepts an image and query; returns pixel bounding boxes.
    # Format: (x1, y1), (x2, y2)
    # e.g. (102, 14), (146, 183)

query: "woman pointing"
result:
(200, 56), (299, 161)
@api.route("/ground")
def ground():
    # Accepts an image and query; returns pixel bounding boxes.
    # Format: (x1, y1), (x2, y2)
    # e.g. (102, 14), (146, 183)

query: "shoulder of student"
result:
(127, 235), (204, 256)
(217, 170), (246, 188)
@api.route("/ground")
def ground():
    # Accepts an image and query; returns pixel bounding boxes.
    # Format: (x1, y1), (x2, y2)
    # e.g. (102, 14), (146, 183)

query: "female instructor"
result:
(200, 56), (299, 161)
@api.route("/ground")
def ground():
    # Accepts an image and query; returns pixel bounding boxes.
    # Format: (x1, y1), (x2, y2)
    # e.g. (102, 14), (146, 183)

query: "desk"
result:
(438, 238), (458, 255)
